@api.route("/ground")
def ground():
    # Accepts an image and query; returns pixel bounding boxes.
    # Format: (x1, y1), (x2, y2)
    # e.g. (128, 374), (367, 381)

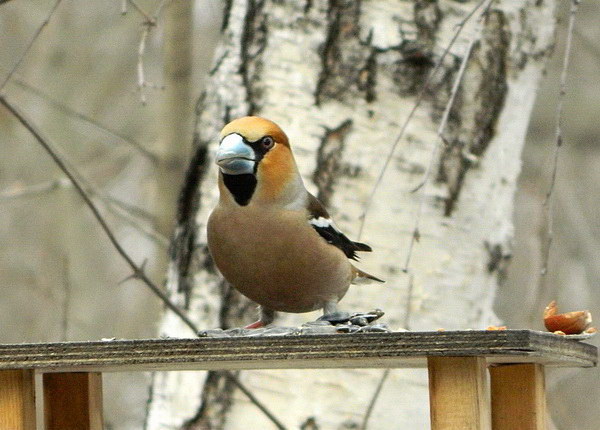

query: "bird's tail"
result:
(351, 266), (385, 285)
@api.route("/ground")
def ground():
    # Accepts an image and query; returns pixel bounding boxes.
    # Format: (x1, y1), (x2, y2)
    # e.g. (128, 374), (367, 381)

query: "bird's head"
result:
(216, 116), (289, 175)
(216, 116), (301, 206)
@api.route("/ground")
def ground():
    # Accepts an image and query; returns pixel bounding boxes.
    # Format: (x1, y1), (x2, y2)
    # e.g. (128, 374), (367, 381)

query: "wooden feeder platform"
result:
(0, 329), (596, 429)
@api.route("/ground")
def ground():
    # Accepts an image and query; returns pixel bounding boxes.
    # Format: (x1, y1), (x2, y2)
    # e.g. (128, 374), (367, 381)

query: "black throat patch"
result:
(222, 173), (257, 206)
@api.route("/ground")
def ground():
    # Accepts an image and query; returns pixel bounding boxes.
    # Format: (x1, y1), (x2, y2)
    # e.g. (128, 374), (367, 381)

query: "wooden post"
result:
(490, 363), (546, 430)
(0, 370), (36, 430)
(428, 356), (490, 430)
(43, 372), (103, 430)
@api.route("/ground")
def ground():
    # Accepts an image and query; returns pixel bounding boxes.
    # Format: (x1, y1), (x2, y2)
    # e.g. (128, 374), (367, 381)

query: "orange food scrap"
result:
(543, 301), (593, 335)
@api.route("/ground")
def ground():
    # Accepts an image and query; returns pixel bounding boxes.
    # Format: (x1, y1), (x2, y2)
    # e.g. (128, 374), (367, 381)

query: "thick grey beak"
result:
(215, 133), (255, 175)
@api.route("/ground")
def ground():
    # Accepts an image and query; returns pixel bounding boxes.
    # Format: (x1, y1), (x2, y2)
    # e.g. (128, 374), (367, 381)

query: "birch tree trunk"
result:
(146, 1), (556, 428)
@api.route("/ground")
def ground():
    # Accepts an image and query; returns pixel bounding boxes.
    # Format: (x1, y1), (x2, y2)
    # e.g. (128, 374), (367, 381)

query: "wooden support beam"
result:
(43, 372), (103, 430)
(428, 356), (490, 430)
(490, 363), (547, 430)
(0, 369), (36, 430)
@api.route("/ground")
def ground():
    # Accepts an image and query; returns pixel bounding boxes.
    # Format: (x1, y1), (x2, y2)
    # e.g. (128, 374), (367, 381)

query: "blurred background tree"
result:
(0, 1), (597, 429)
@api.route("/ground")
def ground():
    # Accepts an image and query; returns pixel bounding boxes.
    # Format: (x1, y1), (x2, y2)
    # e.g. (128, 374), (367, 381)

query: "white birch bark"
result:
(147, 1), (556, 428)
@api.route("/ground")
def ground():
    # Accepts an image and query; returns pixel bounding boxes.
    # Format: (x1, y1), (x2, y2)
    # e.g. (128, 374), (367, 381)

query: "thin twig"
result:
(0, 174), (166, 246)
(9, 75), (159, 163)
(0, 178), (68, 201)
(225, 373), (288, 430)
(0, 93), (287, 430)
(541, 0), (581, 275)
(573, 28), (600, 70)
(360, 274), (414, 430)
(127, 0), (153, 21)
(0, 0), (64, 93)
(137, 26), (153, 105)
(0, 94), (199, 333)
(403, 35), (478, 272)
(129, 0), (171, 105)
(357, 0), (489, 240)
(403, 274), (415, 330)
(103, 198), (169, 248)
(61, 256), (71, 341)
(360, 369), (390, 430)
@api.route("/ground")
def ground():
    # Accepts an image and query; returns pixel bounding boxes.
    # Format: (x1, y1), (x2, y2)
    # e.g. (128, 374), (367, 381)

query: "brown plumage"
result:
(207, 116), (383, 327)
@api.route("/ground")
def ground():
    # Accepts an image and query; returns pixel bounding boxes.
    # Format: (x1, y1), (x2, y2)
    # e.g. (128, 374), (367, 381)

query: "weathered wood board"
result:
(0, 331), (594, 373)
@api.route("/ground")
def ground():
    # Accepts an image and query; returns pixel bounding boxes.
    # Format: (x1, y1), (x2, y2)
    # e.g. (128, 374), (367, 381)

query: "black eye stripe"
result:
(245, 136), (275, 162)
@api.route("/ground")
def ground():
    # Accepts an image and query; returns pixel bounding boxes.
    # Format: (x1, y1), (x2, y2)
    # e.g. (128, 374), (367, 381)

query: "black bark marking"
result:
(209, 50), (229, 76)
(300, 417), (320, 430)
(437, 10), (510, 216)
(183, 280), (257, 429)
(303, 0), (313, 14)
(170, 126), (210, 309)
(182, 370), (237, 430)
(392, 0), (441, 96)
(239, 0), (268, 115)
(315, 0), (379, 104)
(221, 0), (234, 32)
(313, 119), (353, 207)
(358, 47), (378, 103)
(414, 0), (442, 49)
(218, 279), (257, 330)
(485, 241), (512, 285)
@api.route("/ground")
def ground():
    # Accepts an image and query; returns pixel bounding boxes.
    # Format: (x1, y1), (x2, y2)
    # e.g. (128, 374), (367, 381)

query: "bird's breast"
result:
(207, 204), (352, 313)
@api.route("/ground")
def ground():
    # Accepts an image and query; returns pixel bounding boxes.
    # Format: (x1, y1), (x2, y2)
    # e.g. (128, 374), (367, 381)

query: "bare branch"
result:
(129, 0), (172, 105)
(225, 373), (288, 430)
(360, 369), (390, 430)
(0, 94), (199, 333)
(360, 274), (414, 430)
(102, 198), (169, 248)
(541, 0), (580, 276)
(127, 0), (153, 21)
(0, 0), (64, 93)
(573, 28), (600, 70)
(61, 257), (71, 341)
(8, 75), (159, 163)
(137, 25), (153, 105)
(357, 0), (490, 240)
(0, 178), (68, 201)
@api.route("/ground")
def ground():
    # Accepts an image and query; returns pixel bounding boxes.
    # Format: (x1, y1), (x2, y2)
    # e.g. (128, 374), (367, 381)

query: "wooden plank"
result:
(428, 356), (490, 430)
(490, 364), (546, 430)
(43, 372), (103, 430)
(0, 331), (593, 373)
(0, 369), (36, 430)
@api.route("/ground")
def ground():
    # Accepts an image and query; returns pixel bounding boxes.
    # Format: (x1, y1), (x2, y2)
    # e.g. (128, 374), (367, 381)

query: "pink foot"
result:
(244, 320), (266, 329)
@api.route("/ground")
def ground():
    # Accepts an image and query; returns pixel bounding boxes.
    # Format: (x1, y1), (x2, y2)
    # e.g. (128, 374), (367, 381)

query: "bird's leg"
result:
(244, 306), (275, 329)
(318, 300), (350, 324)
(323, 301), (338, 316)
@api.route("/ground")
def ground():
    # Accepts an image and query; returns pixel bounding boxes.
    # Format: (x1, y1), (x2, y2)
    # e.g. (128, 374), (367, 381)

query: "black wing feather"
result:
(306, 193), (372, 260)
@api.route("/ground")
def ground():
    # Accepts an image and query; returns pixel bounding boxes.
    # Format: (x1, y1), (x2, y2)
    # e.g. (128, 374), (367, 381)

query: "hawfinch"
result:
(207, 116), (383, 328)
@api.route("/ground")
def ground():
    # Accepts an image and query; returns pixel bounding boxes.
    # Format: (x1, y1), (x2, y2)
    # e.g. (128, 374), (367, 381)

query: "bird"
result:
(207, 116), (383, 328)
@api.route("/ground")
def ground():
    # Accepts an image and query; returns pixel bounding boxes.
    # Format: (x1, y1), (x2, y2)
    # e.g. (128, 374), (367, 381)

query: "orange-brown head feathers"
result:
(216, 117), (302, 207)
(220, 116), (289, 147)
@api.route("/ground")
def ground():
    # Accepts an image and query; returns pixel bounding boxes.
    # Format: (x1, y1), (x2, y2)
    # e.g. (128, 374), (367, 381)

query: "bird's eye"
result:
(261, 136), (274, 150)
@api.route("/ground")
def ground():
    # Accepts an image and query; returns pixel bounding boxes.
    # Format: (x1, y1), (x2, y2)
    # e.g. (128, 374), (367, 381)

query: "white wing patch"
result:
(309, 217), (333, 228)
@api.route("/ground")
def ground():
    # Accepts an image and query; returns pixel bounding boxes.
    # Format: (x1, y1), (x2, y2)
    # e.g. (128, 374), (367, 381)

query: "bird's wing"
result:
(306, 193), (372, 261)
